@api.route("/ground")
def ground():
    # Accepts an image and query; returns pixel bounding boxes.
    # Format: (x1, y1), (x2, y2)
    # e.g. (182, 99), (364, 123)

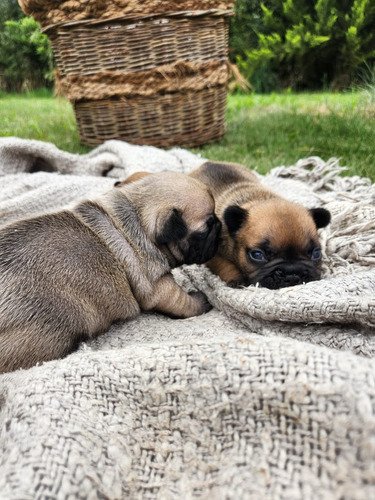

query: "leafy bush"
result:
(229, 0), (280, 93)
(0, 16), (54, 92)
(0, 0), (23, 26)
(231, 0), (375, 91)
(229, 0), (263, 60)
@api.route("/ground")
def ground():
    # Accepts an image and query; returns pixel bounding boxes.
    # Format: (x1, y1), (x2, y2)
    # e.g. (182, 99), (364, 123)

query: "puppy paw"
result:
(189, 291), (212, 315)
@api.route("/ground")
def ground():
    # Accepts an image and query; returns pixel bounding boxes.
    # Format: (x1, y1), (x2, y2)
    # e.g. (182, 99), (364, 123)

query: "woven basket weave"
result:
(42, 9), (232, 147)
(19, 0), (234, 26)
(74, 87), (227, 147)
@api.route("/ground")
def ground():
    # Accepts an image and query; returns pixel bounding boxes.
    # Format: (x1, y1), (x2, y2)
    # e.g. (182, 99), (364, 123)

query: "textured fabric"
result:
(0, 138), (374, 499)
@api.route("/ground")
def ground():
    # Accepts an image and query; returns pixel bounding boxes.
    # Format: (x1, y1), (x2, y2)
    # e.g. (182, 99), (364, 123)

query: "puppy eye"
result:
(248, 249), (267, 262)
(311, 248), (322, 261)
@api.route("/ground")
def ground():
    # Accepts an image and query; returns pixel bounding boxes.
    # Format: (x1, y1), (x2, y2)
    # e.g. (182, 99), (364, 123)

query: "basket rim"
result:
(42, 8), (234, 34)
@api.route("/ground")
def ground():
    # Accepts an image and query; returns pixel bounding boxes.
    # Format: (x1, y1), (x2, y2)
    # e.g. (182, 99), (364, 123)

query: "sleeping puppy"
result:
(0, 171), (221, 373)
(190, 161), (331, 289)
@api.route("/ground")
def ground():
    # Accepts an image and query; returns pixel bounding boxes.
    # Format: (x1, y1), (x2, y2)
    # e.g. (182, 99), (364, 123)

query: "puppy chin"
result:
(251, 262), (320, 290)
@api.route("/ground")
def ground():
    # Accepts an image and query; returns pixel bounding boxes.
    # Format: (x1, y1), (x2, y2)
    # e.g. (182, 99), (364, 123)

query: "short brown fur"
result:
(0, 171), (221, 373)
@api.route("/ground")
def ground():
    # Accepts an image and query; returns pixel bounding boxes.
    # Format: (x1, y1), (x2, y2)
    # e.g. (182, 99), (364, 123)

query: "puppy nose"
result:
(284, 274), (303, 286)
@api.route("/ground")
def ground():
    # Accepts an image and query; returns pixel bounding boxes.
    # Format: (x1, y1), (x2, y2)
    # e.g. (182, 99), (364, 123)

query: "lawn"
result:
(196, 91), (375, 181)
(1, 89), (374, 181)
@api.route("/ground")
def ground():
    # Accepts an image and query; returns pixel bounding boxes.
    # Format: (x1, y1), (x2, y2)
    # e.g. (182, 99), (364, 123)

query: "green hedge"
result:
(231, 0), (375, 92)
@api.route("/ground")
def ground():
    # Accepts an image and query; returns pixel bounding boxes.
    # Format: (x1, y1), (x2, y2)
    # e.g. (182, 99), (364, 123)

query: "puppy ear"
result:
(309, 208), (331, 228)
(115, 172), (152, 188)
(156, 208), (188, 245)
(223, 205), (248, 237)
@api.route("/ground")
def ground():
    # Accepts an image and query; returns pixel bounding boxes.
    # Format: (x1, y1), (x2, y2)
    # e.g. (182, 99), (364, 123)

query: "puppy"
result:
(190, 161), (331, 289)
(0, 172), (221, 373)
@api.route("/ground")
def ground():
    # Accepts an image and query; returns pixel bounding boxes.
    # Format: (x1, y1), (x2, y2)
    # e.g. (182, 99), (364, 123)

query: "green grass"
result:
(1, 89), (374, 181)
(192, 91), (375, 181)
(0, 89), (88, 154)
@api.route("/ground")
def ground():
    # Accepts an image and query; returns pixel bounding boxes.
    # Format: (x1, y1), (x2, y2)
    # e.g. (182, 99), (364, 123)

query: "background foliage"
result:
(0, 0), (375, 92)
(0, 0), (53, 91)
(0, 0), (22, 25)
(230, 0), (375, 92)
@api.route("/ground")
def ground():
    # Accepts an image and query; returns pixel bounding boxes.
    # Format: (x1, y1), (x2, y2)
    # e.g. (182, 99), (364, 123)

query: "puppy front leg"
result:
(143, 274), (212, 318)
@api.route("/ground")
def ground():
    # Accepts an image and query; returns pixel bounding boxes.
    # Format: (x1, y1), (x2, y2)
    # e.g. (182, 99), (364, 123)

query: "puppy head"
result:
(117, 171), (222, 267)
(220, 199), (330, 289)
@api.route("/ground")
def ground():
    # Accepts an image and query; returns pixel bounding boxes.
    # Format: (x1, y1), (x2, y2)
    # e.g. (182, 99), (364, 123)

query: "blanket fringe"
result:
(270, 157), (374, 200)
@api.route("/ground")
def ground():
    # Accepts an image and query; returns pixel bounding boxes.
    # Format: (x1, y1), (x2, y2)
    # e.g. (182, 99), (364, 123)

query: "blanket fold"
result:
(0, 138), (374, 499)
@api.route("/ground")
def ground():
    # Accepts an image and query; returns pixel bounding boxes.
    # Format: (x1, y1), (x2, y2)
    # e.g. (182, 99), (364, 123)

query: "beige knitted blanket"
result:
(0, 138), (374, 499)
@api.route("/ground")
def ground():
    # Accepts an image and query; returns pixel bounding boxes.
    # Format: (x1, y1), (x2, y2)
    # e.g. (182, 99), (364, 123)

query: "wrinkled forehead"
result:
(244, 201), (319, 247)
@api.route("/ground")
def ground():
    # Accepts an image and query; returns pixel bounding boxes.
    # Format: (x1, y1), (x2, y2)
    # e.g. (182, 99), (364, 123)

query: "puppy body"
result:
(0, 172), (221, 373)
(190, 161), (331, 288)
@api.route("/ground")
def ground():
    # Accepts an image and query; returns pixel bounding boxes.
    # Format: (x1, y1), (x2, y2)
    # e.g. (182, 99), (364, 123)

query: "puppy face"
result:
(213, 199), (330, 289)
(117, 172), (222, 267)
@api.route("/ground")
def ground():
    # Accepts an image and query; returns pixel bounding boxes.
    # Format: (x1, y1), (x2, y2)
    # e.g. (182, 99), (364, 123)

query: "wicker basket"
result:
(19, 0), (235, 26)
(43, 9), (232, 147)
(74, 87), (227, 147)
